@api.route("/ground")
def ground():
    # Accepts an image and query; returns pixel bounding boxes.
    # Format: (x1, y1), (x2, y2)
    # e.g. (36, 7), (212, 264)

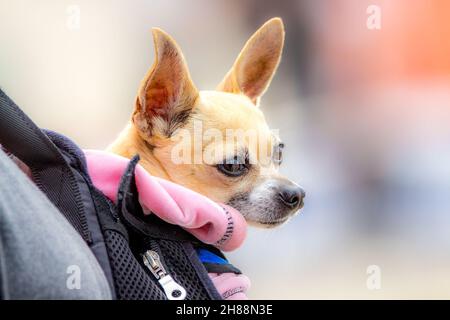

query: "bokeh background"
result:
(1, 0), (450, 299)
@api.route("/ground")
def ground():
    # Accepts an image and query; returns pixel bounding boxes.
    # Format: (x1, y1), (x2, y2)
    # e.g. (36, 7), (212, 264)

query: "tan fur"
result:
(217, 18), (284, 104)
(133, 28), (199, 139)
(108, 18), (303, 226)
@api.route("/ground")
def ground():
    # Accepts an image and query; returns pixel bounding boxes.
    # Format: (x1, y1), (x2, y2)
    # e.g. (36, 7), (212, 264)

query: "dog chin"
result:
(227, 203), (297, 229)
(245, 216), (290, 229)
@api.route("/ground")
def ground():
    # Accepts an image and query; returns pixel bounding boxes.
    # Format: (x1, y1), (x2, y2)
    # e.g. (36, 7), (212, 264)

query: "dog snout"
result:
(278, 184), (305, 210)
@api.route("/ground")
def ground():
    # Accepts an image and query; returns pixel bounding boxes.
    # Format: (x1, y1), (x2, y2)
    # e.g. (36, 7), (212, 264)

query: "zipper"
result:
(142, 249), (187, 300)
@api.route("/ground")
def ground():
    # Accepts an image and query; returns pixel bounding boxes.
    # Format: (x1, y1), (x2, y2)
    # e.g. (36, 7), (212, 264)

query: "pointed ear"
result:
(217, 18), (285, 105)
(133, 28), (199, 138)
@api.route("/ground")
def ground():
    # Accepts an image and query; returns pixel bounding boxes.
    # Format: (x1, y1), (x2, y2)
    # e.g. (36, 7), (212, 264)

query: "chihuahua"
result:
(108, 17), (305, 228)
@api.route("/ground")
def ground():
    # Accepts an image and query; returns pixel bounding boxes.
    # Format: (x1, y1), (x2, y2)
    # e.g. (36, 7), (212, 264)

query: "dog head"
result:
(118, 18), (304, 227)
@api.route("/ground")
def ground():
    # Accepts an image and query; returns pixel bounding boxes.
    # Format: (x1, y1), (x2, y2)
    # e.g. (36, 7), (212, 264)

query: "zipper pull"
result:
(142, 250), (187, 300)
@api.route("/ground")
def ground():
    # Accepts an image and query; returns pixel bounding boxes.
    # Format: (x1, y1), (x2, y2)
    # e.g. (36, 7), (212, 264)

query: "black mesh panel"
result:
(158, 240), (211, 300)
(104, 230), (166, 300)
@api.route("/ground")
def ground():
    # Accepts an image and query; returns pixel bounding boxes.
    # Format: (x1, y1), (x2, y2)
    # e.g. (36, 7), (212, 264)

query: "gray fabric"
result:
(0, 149), (112, 300)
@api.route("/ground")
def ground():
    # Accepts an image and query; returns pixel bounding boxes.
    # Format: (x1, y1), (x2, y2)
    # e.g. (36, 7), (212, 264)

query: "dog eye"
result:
(217, 157), (249, 177)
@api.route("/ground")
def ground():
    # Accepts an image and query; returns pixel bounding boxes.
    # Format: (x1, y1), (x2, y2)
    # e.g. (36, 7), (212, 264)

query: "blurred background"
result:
(1, 0), (450, 299)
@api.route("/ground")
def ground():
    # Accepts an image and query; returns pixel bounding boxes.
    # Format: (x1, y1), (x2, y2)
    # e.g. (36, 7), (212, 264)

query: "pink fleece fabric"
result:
(83, 150), (250, 299)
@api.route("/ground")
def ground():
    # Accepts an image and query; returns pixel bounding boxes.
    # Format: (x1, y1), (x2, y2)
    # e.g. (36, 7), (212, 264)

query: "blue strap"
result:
(196, 248), (228, 265)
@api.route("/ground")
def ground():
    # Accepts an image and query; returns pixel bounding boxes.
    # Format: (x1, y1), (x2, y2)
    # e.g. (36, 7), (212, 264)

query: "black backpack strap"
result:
(0, 88), (91, 242)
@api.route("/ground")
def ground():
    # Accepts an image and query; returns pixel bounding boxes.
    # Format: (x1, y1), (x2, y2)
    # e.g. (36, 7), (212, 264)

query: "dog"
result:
(108, 17), (305, 228)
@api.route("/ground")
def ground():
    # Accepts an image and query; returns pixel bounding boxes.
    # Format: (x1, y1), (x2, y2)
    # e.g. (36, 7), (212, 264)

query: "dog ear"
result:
(217, 18), (285, 105)
(133, 28), (199, 138)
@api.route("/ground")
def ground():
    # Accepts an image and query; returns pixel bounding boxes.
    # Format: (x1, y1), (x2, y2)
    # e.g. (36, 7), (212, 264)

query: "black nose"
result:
(278, 185), (305, 209)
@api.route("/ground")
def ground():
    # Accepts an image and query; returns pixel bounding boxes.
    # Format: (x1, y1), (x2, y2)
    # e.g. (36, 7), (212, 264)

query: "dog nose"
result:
(278, 185), (305, 209)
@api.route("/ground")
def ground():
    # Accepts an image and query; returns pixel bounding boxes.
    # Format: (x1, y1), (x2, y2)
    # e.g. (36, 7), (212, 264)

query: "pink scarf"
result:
(84, 150), (250, 300)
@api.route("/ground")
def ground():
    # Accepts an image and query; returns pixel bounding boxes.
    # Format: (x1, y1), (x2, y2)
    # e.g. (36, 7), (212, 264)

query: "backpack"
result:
(0, 88), (237, 300)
